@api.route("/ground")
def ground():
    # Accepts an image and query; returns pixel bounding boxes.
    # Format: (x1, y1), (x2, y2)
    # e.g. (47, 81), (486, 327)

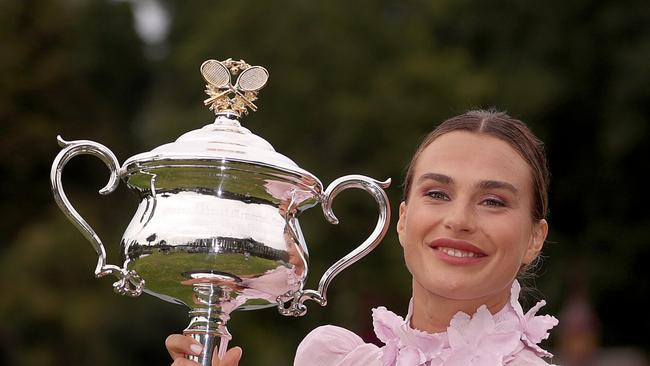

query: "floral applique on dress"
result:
(372, 281), (558, 366)
(294, 281), (559, 366)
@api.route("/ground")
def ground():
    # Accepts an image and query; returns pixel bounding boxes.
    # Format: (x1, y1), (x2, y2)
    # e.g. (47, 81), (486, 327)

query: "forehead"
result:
(413, 131), (532, 188)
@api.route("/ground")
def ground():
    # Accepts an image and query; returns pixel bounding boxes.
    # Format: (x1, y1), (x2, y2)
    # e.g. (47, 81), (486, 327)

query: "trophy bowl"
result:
(50, 58), (390, 365)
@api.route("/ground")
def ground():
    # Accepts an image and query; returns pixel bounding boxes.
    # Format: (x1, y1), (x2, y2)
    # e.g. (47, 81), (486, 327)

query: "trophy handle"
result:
(50, 136), (144, 297)
(280, 175), (390, 316)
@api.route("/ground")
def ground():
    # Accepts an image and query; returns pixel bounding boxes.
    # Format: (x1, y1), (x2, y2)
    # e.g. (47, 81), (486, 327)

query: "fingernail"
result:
(190, 344), (203, 355)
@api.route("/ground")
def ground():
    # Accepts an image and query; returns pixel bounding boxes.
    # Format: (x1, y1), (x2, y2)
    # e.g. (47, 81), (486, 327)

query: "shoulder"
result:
(294, 325), (383, 366)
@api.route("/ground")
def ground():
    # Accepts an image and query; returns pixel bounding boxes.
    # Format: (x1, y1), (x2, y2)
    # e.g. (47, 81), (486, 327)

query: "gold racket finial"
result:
(201, 58), (269, 116)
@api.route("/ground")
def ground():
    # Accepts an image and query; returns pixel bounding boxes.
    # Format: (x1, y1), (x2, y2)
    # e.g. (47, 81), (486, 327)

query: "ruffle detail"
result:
(371, 281), (558, 365)
(507, 281), (559, 358)
(372, 307), (446, 365)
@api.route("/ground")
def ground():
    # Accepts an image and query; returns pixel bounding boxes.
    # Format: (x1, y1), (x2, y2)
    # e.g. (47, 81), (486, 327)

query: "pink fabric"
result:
(294, 281), (558, 366)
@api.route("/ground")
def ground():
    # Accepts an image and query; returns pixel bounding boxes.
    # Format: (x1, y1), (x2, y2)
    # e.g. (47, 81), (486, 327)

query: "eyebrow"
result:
(416, 172), (519, 195)
(417, 172), (452, 185)
(477, 180), (518, 195)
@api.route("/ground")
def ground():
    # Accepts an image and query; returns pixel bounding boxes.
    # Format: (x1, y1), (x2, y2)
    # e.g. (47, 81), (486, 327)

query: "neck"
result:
(410, 279), (512, 334)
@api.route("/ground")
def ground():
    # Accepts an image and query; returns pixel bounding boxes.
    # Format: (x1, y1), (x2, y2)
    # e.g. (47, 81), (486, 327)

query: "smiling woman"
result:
(398, 128), (549, 331)
(166, 110), (559, 366)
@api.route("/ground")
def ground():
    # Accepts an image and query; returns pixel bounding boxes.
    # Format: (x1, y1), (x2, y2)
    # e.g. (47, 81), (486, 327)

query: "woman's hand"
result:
(166, 334), (242, 366)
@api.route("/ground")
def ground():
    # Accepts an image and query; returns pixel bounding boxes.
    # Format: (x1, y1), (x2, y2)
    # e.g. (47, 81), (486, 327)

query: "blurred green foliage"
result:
(1, 0), (648, 365)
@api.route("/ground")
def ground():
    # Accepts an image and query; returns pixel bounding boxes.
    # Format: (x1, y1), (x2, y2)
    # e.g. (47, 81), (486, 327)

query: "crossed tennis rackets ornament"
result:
(201, 58), (269, 115)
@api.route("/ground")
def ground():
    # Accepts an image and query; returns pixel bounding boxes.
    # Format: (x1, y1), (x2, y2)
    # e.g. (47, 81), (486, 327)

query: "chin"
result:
(418, 274), (483, 300)
(425, 272), (510, 300)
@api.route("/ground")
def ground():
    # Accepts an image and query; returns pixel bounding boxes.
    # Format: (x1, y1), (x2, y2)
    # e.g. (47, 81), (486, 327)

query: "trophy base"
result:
(183, 310), (232, 366)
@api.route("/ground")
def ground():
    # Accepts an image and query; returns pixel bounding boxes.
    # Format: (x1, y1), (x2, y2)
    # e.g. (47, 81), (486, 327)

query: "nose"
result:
(442, 201), (476, 233)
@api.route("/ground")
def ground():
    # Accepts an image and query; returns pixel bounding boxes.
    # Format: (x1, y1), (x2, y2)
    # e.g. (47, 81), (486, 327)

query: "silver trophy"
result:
(50, 58), (391, 365)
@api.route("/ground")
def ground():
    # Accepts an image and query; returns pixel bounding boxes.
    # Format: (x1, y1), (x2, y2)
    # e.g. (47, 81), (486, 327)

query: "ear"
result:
(396, 201), (407, 247)
(523, 219), (548, 264)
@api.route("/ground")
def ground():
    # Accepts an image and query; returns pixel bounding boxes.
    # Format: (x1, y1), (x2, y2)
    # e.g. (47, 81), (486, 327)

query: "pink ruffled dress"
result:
(294, 281), (558, 366)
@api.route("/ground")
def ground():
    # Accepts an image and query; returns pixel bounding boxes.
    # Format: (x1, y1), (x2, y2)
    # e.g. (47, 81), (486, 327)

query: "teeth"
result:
(437, 247), (480, 258)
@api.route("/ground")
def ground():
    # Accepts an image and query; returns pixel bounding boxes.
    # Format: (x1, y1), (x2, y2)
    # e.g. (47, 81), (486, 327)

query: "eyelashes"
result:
(481, 197), (506, 207)
(424, 190), (508, 208)
(425, 190), (450, 201)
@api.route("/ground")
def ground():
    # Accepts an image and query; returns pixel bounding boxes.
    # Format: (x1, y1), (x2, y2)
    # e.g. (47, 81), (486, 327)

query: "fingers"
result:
(212, 347), (242, 366)
(166, 334), (241, 366)
(166, 334), (203, 361)
(171, 358), (203, 366)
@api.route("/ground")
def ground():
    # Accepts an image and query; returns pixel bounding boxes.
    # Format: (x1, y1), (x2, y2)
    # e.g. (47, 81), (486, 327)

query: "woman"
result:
(167, 110), (559, 366)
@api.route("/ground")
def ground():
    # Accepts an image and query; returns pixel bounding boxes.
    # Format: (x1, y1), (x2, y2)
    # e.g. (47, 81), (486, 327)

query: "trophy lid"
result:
(121, 59), (322, 197)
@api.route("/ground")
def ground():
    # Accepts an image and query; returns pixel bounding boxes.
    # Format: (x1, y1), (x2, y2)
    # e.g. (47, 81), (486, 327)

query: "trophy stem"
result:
(183, 308), (232, 366)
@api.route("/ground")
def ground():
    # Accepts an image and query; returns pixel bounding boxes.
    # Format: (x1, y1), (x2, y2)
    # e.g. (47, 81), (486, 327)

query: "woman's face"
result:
(397, 131), (548, 304)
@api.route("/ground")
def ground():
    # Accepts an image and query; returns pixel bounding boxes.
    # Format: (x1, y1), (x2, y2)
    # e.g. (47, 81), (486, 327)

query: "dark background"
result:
(1, 0), (648, 365)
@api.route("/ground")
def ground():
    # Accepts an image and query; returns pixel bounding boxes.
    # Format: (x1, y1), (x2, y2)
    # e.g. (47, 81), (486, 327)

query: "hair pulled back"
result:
(402, 110), (550, 222)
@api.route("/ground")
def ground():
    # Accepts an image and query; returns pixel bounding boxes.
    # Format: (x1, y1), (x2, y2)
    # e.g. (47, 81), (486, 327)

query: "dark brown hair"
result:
(403, 109), (550, 221)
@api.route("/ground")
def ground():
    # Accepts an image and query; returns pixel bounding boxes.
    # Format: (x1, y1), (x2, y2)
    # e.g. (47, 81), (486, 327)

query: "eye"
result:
(426, 190), (450, 201)
(481, 197), (506, 207)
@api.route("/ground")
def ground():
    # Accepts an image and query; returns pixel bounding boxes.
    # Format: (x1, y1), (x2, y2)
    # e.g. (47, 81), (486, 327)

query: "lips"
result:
(428, 238), (487, 263)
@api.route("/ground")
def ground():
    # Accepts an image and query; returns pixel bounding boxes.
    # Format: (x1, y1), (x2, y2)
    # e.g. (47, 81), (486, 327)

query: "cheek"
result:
(506, 227), (530, 265)
(401, 237), (423, 279)
(398, 219), (423, 260)
(404, 207), (444, 236)
(491, 220), (531, 260)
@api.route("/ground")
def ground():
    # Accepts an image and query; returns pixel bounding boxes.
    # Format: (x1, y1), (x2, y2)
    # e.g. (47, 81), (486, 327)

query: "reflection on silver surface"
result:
(121, 189), (305, 312)
(50, 58), (391, 366)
